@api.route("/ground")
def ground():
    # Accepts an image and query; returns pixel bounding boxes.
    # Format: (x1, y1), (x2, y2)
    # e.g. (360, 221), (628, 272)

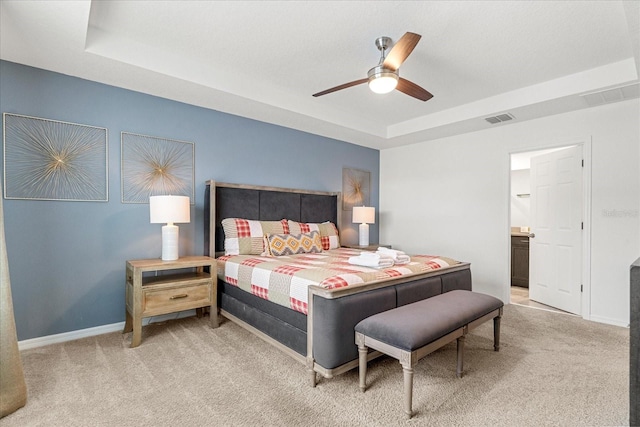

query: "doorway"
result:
(508, 141), (591, 318)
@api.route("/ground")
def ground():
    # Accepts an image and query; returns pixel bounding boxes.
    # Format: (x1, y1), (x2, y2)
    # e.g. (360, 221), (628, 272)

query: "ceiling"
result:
(1, 1), (639, 150)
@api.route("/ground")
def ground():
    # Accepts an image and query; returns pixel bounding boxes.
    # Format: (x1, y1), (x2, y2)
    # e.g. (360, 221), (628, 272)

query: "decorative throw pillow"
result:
(264, 231), (323, 257)
(287, 220), (340, 250)
(222, 218), (288, 255)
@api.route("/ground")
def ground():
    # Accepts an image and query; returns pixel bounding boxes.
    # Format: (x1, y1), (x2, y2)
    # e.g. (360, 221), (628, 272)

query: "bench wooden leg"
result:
(355, 332), (369, 392)
(494, 312), (502, 352)
(358, 343), (368, 392)
(402, 365), (414, 419)
(456, 334), (465, 378)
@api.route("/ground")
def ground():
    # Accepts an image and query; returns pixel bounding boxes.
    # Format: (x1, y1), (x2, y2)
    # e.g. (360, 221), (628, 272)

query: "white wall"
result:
(380, 99), (640, 326)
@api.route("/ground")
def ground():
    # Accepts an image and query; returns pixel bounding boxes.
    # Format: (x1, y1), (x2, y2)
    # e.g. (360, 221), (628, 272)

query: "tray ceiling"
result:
(1, 1), (638, 149)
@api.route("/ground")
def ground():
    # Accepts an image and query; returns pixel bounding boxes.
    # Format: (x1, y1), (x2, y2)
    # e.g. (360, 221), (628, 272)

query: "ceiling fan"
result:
(312, 32), (433, 102)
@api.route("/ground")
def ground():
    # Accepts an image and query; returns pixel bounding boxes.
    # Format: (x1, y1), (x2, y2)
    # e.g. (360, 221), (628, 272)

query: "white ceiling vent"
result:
(485, 113), (515, 124)
(580, 83), (640, 107)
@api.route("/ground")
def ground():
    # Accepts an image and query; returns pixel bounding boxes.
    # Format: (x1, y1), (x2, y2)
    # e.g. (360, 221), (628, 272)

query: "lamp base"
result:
(358, 223), (370, 247)
(161, 224), (179, 261)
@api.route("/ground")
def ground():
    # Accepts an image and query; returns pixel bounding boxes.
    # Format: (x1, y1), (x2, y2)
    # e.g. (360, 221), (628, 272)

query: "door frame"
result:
(506, 137), (592, 320)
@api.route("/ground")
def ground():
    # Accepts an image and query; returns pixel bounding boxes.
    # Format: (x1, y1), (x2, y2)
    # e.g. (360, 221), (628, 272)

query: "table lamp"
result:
(150, 195), (190, 261)
(353, 206), (375, 246)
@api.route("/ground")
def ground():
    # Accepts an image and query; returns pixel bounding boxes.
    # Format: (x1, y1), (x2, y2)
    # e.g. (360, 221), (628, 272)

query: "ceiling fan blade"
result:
(383, 32), (421, 71)
(312, 78), (368, 97)
(396, 78), (433, 102)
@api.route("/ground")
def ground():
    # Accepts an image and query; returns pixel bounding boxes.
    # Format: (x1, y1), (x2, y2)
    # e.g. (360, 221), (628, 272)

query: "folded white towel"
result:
(359, 251), (380, 259)
(376, 247), (410, 264)
(377, 247), (405, 256)
(348, 254), (394, 268)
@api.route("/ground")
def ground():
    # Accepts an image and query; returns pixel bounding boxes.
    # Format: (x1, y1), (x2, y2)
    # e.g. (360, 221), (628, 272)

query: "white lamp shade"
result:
(149, 195), (190, 224)
(353, 206), (375, 224)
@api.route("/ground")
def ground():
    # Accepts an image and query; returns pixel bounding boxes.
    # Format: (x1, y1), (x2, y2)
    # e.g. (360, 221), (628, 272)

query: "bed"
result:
(204, 180), (472, 386)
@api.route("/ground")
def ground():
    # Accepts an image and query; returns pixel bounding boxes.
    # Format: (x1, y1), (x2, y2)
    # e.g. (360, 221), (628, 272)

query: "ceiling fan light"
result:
(369, 75), (398, 94)
(367, 66), (399, 94)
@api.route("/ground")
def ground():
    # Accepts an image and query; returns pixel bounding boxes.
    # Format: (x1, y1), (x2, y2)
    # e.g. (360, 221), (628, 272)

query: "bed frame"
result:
(205, 180), (472, 386)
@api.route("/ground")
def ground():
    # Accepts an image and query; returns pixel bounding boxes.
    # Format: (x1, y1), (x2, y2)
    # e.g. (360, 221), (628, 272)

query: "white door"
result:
(529, 145), (583, 314)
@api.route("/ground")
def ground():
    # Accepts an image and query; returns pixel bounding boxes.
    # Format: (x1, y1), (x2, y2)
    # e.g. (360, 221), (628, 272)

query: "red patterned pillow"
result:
(287, 220), (340, 250)
(221, 218), (288, 255)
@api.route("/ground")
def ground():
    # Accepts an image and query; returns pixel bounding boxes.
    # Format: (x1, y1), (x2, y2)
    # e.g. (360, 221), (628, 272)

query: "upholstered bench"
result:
(354, 290), (504, 418)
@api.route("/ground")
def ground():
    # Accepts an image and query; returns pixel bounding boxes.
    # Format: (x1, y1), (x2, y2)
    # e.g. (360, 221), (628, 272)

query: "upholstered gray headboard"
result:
(204, 180), (341, 256)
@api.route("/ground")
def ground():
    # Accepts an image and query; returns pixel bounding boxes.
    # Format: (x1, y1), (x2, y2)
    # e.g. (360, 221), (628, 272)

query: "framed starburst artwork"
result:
(121, 132), (194, 204)
(3, 113), (108, 201)
(342, 167), (370, 211)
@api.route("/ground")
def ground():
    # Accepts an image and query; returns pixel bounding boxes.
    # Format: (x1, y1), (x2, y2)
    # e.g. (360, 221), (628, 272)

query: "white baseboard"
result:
(511, 302), (629, 328)
(18, 310), (198, 351)
(588, 314), (629, 328)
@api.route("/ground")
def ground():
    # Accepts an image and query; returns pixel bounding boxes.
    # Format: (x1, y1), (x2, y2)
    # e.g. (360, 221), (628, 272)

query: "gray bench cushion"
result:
(354, 290), (503, 352)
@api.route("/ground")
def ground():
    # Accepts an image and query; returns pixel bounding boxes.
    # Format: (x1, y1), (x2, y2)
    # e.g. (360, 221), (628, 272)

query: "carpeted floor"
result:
(1, 304), (629, 426)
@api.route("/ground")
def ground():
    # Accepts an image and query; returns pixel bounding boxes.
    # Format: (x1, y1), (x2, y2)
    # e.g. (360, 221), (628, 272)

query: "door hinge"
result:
(581, 284), (583, 292)
(581, 222), (583, 230)
(581, 159), (584, 167)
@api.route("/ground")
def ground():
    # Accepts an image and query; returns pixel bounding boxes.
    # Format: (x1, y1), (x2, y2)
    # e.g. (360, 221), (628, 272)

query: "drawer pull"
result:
(170, 294), (188, 300)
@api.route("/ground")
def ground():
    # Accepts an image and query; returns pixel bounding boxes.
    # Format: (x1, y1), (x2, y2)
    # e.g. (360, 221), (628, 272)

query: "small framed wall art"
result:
(121, 132), (194, 204)
(342, 167), (370, 211)
(3, 113), (108, 201)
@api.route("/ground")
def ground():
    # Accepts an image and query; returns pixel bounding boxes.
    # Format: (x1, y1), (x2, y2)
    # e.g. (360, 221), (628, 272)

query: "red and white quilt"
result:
(217, 248), (460, 315)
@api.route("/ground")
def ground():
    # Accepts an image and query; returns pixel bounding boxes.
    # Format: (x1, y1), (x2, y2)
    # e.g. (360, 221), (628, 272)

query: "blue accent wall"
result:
(0, 60), (379, 341)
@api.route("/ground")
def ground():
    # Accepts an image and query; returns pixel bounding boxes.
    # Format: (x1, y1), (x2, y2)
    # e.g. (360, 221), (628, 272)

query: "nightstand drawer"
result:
(143, 282), (211, 316)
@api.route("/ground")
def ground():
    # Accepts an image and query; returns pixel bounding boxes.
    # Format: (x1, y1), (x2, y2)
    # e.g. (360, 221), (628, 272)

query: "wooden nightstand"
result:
(342, 244), (391, 251)
(123, 256), (217, 347)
